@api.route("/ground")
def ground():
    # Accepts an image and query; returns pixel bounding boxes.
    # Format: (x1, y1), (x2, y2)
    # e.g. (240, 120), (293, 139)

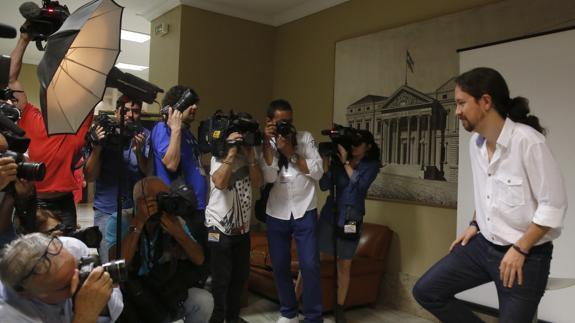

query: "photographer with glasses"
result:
(84, 95), (150, 261)
(0, 233), (123, 322)
(105, 177), (213, 323)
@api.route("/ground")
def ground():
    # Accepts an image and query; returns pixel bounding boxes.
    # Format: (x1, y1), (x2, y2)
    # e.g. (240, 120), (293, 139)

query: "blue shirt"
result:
(104, 210), (194, 276)
(151, 122), (207, 210)
(319, 159), (379, 226)
(90, 128), (151, 214)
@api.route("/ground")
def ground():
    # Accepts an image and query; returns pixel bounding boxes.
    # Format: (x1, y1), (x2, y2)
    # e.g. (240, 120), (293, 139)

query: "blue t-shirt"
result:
(151, 122), (207, 210)
(90, 128), (151, 214)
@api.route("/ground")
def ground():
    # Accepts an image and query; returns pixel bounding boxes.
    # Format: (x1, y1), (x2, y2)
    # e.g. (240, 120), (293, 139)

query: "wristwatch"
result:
(289, 153), (300, 164)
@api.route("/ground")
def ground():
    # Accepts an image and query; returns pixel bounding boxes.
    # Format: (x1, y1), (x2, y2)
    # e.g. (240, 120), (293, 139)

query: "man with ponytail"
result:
(413, 67), (567, 323)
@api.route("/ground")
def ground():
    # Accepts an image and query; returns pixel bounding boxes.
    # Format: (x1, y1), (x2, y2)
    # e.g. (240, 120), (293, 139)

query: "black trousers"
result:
(208, 228), (250, 323)
(37, 193), (77, 227)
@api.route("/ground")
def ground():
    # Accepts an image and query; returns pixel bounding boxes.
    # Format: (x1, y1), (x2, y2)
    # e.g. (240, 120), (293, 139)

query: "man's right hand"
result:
(72, 267), (113, 322)
(0, 157), (18, 191)
(167, 107), (183, 131)
(133, 196), (158, 227)
(92, 125), (106, 145)
(264, 118), (276, 141)
(449, 225), (478, 252)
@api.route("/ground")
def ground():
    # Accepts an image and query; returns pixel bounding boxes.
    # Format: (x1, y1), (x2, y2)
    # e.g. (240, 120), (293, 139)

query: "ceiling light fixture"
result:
(121, 29), (150, 43)
(115, 63), (149, 71)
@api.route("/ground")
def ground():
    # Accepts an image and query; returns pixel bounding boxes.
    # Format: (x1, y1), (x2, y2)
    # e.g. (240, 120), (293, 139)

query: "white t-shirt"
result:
(205, 155), (252, 235)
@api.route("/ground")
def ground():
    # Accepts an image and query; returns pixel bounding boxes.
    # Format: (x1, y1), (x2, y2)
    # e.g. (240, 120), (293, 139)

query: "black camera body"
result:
(276, 119), (296, 138)
(78, 255), (127, 286)
(20, 1), (70, 50)
(198, 111), (262, 158)
(64, 225), (102, 249)
(88, 114), (143, 149)
(319, 124), (363, 158)
(0, 150), (46, 181)
(160, 88), (199, 118)
(155, 184), (198, 220)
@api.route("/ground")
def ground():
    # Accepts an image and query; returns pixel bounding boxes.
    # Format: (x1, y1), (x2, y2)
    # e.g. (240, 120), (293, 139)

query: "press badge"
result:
(344, 221), (357, 234)
(208, 232), (220, 242)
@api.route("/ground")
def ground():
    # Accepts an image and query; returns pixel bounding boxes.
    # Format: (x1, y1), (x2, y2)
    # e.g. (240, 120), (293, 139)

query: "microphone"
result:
(0, 23), (17, 39)
(19, 2), (42, 20)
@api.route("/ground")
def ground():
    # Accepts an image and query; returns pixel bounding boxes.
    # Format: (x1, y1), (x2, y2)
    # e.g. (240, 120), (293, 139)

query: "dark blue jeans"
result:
(413, 233), (552, 323)
(267, 210), (323, 323)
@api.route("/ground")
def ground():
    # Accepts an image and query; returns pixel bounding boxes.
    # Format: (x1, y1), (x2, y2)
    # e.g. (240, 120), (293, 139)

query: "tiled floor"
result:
(77, 203), (432, 323)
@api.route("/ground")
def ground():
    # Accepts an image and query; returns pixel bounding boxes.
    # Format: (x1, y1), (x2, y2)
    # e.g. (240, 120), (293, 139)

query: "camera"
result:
(66, 225), (102, 249)
(276, 119), (296, 138)
(198, 111), (262, 158)
(0, 99), (22, 122)
(88, 114), (143, 149)
(78, 255), (127, 285)
(0, 150), (46, 181)
(319, 124), (364, 158)
(160, 88), (199, 117)
(155, 184), (198, 220)
(19, 1), (70, 51)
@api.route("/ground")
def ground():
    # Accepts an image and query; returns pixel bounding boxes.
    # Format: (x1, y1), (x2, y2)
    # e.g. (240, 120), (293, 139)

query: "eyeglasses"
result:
(16, 236), (63, 289)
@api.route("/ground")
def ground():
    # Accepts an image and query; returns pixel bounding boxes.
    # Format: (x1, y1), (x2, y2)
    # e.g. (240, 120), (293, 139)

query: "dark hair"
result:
(455, 67), (545, 135)
(267, 99), (292, 119)
(358, 129), (382, 166)
(116, 95), (142, 110)
(162, 85), (198, 108)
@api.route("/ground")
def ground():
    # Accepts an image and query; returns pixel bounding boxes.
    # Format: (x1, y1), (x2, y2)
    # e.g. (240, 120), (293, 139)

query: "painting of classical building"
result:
(344, 78), (458, 208)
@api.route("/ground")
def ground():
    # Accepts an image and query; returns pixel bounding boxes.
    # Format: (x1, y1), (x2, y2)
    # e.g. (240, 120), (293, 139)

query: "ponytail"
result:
(507, 97), (546, 135)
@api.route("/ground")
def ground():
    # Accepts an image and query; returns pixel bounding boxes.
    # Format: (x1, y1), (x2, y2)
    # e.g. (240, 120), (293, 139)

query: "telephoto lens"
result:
(78, 255), (128, 285)
(0, 150), (46, 181)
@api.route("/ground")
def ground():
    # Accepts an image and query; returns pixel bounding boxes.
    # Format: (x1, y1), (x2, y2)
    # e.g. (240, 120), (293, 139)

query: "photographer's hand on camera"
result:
(72, 267), (113, 323)
(160, 213), (205, 265)
(84, 125), (107, 182)
(161, 107), (183, 172)
(0, 156), (17, 190)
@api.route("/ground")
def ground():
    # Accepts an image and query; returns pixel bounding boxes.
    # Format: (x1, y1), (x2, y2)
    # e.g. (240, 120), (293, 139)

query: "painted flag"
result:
(406, 50), (415, 73)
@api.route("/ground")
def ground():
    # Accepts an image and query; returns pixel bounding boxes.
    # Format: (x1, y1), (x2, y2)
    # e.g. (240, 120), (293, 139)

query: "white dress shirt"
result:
(261, 131), (323, 220)
(470, 118), (567, 246)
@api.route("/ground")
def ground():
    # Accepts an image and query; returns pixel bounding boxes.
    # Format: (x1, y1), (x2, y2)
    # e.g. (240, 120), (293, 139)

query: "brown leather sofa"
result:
(248, 222), (393, 312)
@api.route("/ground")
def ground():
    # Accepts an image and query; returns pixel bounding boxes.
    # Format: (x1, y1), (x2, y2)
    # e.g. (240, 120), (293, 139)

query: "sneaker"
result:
(276, 316), (298, 323)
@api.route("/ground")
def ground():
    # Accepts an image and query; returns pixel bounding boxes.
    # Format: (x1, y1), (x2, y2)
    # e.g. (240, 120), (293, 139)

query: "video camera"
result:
(0, 151), (46, 182)
(78, 254), (127, 285)
(153, 184), (198, 220)
(87, 114), (144, 149)
(198, 111), (262, 158)
(319, 124), (364, 158)
(19, 1), (70, 51)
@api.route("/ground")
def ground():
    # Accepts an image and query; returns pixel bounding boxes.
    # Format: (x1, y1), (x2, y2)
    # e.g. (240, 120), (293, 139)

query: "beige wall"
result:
(272, 0), (500, 277)
(149, 6), (275, 125)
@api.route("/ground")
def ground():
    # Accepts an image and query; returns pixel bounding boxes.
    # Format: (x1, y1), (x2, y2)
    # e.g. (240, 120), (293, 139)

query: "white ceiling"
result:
(0, 0), (348, 80)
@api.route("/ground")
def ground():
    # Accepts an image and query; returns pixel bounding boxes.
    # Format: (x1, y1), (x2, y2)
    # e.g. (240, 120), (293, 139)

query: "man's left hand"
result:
(499, 247), (526, 288)
(160, 214), (186, 239)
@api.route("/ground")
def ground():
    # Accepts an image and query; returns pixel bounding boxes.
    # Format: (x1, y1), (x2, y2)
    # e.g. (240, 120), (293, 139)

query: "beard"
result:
(460, 118), (475, 132)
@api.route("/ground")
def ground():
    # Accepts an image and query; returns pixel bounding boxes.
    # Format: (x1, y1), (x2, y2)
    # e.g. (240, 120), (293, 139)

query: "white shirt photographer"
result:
(261, 131), (323, 220)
